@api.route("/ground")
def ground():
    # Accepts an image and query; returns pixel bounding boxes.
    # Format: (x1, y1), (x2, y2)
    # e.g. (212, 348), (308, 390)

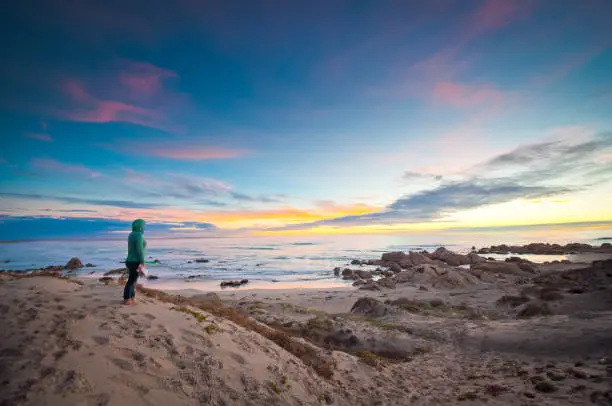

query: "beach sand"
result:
(1, 254), (612, 405)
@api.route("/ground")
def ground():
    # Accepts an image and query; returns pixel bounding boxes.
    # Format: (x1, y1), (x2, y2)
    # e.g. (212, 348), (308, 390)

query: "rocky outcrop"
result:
(432, 247), (470, 266)
(478, 242), (612, 255)
(516, 300), (552, 318)
(64, 257), (84, 270)
(220, 279), (249, 288)
(381, 252), (407, 263)
(471, 261), (526, 275)
(467, 252), (486, 264)
(341, 269), (372, 280)
(350, 297), (389, 317)
(376, 277), (396, 289)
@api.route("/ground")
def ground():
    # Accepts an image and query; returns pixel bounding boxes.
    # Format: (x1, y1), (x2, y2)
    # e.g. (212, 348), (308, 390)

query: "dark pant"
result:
(123, 261), (140, 300)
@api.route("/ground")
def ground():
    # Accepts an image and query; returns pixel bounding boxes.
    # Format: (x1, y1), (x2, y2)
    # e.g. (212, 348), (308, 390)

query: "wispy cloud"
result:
(31, 158), (102, 178)
(142, 145), (248, 160)
(269, 131), (612, 230)
(0, 192), (160, 209)
(119, 61), (177, 96)
(431, 81), (508, 108)
(24, 132), (53, 142)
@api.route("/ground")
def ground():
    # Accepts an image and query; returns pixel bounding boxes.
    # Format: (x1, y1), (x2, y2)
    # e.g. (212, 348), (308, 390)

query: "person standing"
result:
(124, 219), (146, 305)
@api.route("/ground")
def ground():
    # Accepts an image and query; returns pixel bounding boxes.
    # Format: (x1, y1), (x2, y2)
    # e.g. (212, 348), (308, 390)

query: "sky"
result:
(0, 0), (611, 239)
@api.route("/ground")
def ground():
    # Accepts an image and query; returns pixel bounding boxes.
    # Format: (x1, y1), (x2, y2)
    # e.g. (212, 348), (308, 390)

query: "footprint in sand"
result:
(92, 336), (110, 345)
(110, 357), (134, 371)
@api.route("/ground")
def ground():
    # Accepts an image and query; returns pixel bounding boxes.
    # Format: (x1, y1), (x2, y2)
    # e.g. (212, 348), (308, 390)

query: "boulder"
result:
(352, 280), (366, 287)
(518, 262), (537, 273)
(195, 259), (210, 263)
(350, 259), (362, 265)
(431, 269), (479, 289)
(389, 263), (402, 273)
(354, 270), (373, 280)
(350, 297), (388, 317)
(468, 252), (486, 264)
(85, 263), (96, 268)
(408, 251), (434, 265)
(381, 251), (407, 263)
(359, 281), (381, 291)
(471, 261), (524, 275)
(333, 267), (341, 276)
(496, 295), (530, 308)
(98, 277), (113, 283)
(64, 257), (84, 270)
(380, 270), (394, 278)
(394, 271), (413, 284)
(467, 268), (497, 283)
(516, 300), (552, 318)
(376, 277), (396, 289)
(147, 275), (159, 280)
(432, 247), (470, 266)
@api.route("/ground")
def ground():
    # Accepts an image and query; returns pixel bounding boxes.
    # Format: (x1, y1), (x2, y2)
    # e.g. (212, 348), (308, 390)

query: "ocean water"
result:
(0, 232), (607, 291)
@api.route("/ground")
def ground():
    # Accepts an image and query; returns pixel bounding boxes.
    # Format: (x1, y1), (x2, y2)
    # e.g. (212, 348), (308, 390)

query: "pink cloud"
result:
(31, 158), (102, 178)
(60, 80), (165, 129)
(24, 133), (53, 142)
(143, 146), (248, 160)
(431, 81), (507, 108)
(467, 0), (531, 37)
(119, 62), (177, 96)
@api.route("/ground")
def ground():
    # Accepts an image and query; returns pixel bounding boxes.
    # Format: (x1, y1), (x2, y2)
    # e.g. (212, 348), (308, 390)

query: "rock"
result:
(517, 300), (552, 318)
(457, 391), (478, 401)
(389, 263), (402, 273)
(354, 270), (373, 279)
(471, 261), (524, 275)
(85, 263), (95, 268)
(381, 252), (407, 263)
(195, 259), (209, 263)
(147, 275), (159, 280)
(432, 269), (479, 289)
(432, 247), (470, 266)
(467, 268), (497, 283)
(518, 262), (537, 273)
(534, 381), (557, 393)
(408, 251), (434, 265)
(539, 288), (563, 301)
(429, 299), (444, 307)
(152, 259), (161, 264)
(98, 277), (113, 283)
(602, 243), (612, 249)
(394, 271), (413, 284)
(467, 252), (486, 264)
(496, 295), (530, 308)
(220, 279), (249, 288)
(64, 257), (84, 270)
(359, 281), (381, 291)
(418, 285), (429, 291)
(352, 280), (366, 286)
(546, 371), (566, 381)
(350, 259), (362, 265)
(350, 297), (388, 317)
(485, 384), (508, 396)
(380, 270), (394, 277)
(104, 268), (127, 276)
(377, 277), (396, 289)
(333, 267), (341, 276)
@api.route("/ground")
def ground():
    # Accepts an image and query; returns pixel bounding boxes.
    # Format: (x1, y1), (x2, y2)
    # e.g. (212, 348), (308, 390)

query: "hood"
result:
(131, 219), (145, 233)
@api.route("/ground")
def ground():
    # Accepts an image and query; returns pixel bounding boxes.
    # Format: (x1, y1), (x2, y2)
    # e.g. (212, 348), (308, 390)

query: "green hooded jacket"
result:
(126, 219), (146, 264)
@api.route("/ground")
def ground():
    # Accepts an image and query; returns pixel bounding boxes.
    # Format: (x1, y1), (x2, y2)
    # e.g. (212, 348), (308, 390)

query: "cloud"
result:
(402, 171), (443, 181)
(230, 191), (284, 203)
(0, 192), (161, 209)
(61, 80), (163, 129)
(270, 131), (612, 230)
(31, 158), (102, 178)
(119, 61), (177, 96)
(141, 145), (248, 160)
(24, 133), (53, 142)
(431, 81), (508, 108)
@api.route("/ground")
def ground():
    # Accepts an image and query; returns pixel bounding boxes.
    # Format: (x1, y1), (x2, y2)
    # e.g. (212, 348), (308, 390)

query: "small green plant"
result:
(356, 350), (379, 367)
(172, 306), (208, 323)
(204, 323), (219, 334)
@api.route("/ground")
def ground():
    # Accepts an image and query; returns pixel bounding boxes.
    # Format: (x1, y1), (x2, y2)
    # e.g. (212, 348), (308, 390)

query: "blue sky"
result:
(1, 0), (611, 238)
